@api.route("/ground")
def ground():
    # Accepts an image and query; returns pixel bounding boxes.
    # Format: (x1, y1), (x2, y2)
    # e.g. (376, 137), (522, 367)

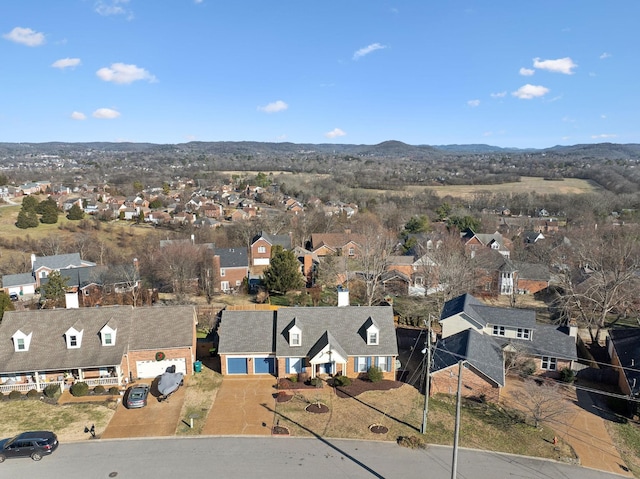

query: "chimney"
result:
(31, 253), (36, 270)
(65, 292), (79, 309)
(191, 234), (195, 244)
(337, 285), (349, 307)
(568, 319), (578, 340)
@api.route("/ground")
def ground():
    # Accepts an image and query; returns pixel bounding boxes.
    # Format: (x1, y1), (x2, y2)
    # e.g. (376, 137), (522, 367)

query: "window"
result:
(69, 335), (78, 347)
(492, 325), (505, 336)
(220, 281), (229, 291)
(235, 280), (242, 286)
(376, 356), (389, 372)
(356, 357), (368, 372)
(348, 247), (355, 256)
(104, 333), (112, 345)
(368, 331), (378, 345)
(290, 333), (300, 346)
(257, 246), (266, 254)
(517, 328), (530, 340)
(541, 356), (557, 371)
(17, 338), (25, 350)
(220, 269), (225, 277)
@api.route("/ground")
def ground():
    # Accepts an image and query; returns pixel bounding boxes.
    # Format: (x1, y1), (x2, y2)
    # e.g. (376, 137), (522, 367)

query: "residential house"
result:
(292, 246), (319, 288)
(31, 253), (95, 288)
(309, 231), (365, 258)
(461, 229), (512, 258)
(431, 293), (577, 400)
(250, 231), (292, 268)
(608, 329), (640, 398)
(218, 304), (398, 380)
(0, 305), (197, 394)
(472, 249), (550, 296)
(212, 247), (249, 293)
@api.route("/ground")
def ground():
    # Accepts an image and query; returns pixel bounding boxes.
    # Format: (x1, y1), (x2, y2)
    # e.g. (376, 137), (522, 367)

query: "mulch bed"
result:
(272, 425), (290, 435)
(369, 424), (389, 434)
(334, 379), (404, 398)
(275, 392), (293, 403)
(305, 403), (329, 414)
(277, 379), (322, 390)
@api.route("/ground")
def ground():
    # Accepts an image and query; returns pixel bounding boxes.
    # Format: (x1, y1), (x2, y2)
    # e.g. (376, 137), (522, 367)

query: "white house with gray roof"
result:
(218, 306), (398, 380)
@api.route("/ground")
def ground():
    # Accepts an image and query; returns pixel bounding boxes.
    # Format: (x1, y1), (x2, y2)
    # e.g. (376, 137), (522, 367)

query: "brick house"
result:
(218, 305), (398, 380)
(0, 305), (197, 394)
(250, 231), (292, 268)
(212, 247), (249, 293)
(309, 232), (365, 258)
(431, 293), (577, 400)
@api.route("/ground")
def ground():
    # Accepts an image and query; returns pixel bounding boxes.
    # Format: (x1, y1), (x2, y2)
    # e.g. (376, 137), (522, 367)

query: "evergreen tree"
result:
(15, 209), (39, 229)
(40, 271), (69, 308)
(39, 202), (60, 224)
(21, 195), (38, 212)
(67, 203), (85, 220)
(262, 245), (304, 294)
(0, 292), (15, 321)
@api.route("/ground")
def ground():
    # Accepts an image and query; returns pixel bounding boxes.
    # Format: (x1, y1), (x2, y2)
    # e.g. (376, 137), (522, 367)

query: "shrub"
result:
(70, 381), (89, 397)
(308, 377), (323, 388)
(397, 436), (426, 449)
(109, 386), (120, 395)
(44, 384), (62, 399)
(333, 375), (351, 387)
(8, 390), (22, 400)
(367, 366), (383, 383)
(289, 375), (298, 383)
(519, 359), (537, 377)
(560, 367), (576, 383)
(27, 389), (41, 399)
(93, 385), (106, 394)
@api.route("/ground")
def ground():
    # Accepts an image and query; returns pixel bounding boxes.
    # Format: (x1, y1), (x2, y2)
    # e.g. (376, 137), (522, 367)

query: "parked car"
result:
(0, 431), (59, 462)
(9, 293), (18, 301)
(157, 365), (184, 401)
(125, 383), (150, 409)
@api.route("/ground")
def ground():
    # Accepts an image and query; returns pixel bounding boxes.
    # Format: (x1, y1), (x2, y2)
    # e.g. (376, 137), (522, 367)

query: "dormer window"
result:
(100, 323), (117, 346)
(289, 324), (302, 347)
(366, 325), (380, 345)
(492, 325), (505, 336)
(12, 330), (32, 352)
(65, 326), (83, 349)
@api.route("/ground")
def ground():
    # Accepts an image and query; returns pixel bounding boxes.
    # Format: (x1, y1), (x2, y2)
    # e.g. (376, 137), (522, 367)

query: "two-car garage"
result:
(226, 356), (276, 375)
(136, 358), (187, 379)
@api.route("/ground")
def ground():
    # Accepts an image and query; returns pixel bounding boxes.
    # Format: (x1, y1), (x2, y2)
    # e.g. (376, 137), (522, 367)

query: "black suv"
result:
(0, 431), (59, 462)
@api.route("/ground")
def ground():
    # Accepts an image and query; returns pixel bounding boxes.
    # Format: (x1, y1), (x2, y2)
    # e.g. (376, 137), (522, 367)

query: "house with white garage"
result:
(0, 305), (197, 394)
(217, 305), (398, 380)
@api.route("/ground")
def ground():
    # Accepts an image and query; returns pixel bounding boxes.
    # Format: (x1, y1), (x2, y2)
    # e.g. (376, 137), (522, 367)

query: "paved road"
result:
(1, 437), (627, 478)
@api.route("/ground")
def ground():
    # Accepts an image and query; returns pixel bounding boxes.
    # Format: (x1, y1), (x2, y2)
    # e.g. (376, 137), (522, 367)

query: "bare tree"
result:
(552, 224), (640, 342)
(156, 240), (207, 298)
(513, 379), (570, 428)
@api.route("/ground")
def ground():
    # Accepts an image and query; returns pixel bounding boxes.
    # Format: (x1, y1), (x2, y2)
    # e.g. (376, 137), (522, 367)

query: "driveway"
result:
(201, 376), (277, 436)
(502, 378), (632, 477)
(101, 380), (187, 439)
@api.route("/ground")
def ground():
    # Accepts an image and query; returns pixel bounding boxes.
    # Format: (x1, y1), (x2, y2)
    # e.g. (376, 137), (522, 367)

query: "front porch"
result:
(0, 366), (123, 394)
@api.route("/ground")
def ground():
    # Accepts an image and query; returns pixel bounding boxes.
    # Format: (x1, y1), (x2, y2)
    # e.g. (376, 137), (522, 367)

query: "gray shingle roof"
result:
(440, 293), (536, 329)
(218, 310), (276, 354)
(32, 253), (95, 271)
(0, 305), (195, 374)
(215, 247), (248, 268)
(2, 272), (35, 288)
(252, 231), (291, 249)
(609, 328), (640, 396)
(432, 329), (505, 387)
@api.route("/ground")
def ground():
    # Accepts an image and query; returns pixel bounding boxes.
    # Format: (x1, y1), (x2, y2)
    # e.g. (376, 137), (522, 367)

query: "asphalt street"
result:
(0, 437), (626, 479)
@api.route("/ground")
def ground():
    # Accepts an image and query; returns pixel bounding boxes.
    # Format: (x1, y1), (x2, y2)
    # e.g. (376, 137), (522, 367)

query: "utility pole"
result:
(451, 360), (464, 479)
(421, 315), (432, 434)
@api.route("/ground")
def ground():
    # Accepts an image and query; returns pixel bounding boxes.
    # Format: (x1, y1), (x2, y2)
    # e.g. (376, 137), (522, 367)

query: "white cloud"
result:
(519, 67), (535, 76)
(257, 100), (288, 113)
(325, 128), (346, 139)
(599, 52), (611, 59)
(353, 43), (386, 60)
(92, 108), (121, 119)
(70, 111), (87, 120)
(490, 91), (507, 98)
(3, 27), (45, 46)
(52, 58), (81, 69)
(96, 63), (157, 84)
(591, 133), (617, 139)
(533, 57), (577, 74)
(95, 0), (133, 18)
(467, 99), (480, 107)
(511, 84), (550, 99)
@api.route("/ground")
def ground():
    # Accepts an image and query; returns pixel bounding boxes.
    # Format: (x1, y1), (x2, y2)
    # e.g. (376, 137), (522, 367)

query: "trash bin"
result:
(194, 360), (202, 373)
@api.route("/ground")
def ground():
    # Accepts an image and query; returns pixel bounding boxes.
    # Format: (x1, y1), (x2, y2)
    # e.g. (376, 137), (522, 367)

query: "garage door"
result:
(136, 358), (187, 378)
(227, 357), (248, 374)
(254, 356), (275, 374)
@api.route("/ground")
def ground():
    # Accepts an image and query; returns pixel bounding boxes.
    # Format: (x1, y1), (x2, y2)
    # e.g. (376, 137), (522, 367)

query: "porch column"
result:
(34, 371), (41, 392)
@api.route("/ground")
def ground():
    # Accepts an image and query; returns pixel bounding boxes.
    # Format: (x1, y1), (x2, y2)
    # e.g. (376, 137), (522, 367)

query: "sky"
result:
(1, 1), (639, 149)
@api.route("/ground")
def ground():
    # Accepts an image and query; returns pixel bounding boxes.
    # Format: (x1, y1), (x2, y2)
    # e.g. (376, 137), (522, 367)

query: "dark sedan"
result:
(125, 383), (150, 409)
(0, 431), (58, 462)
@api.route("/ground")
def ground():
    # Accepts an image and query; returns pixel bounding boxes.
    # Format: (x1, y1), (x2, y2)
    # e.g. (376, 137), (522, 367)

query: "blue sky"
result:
(2, 1), (639, 148)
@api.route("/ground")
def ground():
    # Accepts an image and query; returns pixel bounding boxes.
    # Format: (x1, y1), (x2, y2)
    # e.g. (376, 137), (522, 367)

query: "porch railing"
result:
(0, 380), (64, 394)
(84, 377), (120, 388)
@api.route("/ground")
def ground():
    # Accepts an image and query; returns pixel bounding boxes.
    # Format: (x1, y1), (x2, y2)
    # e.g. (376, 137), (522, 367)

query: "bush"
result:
(308, 377), (323, 388)
(93, 385), (106, 394)
(560, 367), (576, 383)
(70, 381), (89, 397)
(367, 366), (383, 383)
(8, 390), (22, 400)
(27, 389), (41, 399)
(519, 359), (537, 377)
(109, 386), (120, 395)
(288, 375), (298, 383)
(333, 375), (351, 387)
(397, 436), (426, 449)
(44, 383), (62, 399)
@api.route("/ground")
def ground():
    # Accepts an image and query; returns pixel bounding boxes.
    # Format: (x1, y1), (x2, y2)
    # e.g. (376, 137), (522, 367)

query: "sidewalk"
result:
(502, 378), (632, 477)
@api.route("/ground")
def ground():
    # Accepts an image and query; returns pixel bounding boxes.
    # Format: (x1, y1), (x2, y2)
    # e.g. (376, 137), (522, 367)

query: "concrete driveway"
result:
(101, 380), (187, 439)
(201, 376), (277, 436)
